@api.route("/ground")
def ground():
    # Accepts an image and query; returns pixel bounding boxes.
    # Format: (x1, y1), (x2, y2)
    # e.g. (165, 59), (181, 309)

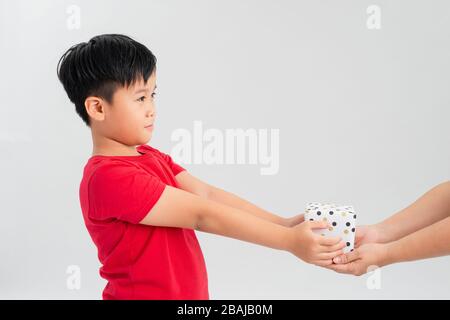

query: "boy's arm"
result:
(140, 184), (344, 265)
(175, 171), (288, 226)
(140, 184), (290, 250)
(375, 181), (450, 243)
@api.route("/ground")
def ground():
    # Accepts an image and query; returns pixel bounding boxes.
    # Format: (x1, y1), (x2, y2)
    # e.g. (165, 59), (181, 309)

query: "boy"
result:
(57, 34), (345, 299)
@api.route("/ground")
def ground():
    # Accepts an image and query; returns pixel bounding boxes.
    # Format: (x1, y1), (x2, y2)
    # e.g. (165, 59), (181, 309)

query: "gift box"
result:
(304, 202), (357, 253)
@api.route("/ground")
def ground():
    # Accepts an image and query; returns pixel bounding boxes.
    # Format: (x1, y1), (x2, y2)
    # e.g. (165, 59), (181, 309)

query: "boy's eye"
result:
(136, 92), (156, 102)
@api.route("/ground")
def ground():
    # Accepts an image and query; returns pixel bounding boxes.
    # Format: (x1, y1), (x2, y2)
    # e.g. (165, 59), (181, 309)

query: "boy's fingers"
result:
(333, 250), (360, 264)
(322, 241), (346, 252)
(318, 235), (341, 246)
(308, 220), (329, 230)
(317, 250), (344, 260)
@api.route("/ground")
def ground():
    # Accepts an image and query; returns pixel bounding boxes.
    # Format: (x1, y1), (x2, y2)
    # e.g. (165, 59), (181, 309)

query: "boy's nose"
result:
(146, 108), (156, 118)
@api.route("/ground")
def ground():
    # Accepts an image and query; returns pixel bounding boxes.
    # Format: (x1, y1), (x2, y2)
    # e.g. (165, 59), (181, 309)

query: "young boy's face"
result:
(96, 71), (157, 146)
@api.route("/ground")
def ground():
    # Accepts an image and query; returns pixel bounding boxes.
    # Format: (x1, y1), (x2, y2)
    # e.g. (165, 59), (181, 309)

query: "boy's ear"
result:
(85, 96), (106, 122)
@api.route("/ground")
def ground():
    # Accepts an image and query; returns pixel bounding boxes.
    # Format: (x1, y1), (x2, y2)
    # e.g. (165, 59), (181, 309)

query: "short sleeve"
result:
(157, 150), (186, 176)
(88, 161), (166, 224)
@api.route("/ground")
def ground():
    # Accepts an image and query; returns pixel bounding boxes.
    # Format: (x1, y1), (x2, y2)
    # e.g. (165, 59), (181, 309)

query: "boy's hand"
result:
(287, 220), (346, 267)
(326, 243), (390, 276)
(284, 213), (305, 227)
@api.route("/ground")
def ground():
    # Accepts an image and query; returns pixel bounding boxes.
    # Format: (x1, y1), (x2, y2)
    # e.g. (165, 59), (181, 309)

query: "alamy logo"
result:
(366, 265), (382, 290)
(66, 5), (81, 30)
(66, 265), (81, 290)
(366, 5), (381, 30)
(170, 121), (280, 175)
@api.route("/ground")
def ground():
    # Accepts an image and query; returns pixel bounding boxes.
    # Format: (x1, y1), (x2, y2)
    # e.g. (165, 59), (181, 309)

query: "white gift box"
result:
(304, 202), (357, 253)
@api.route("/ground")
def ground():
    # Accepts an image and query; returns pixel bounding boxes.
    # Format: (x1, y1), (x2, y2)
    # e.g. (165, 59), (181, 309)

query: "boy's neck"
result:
(91, 131), (142, 157)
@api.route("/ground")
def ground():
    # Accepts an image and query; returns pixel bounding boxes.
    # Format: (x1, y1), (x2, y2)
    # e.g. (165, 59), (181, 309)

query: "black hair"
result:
(57, 34), (157, 126)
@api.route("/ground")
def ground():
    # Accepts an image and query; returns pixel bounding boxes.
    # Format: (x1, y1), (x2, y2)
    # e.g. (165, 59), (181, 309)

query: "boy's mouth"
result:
(145, 124), (154, 131)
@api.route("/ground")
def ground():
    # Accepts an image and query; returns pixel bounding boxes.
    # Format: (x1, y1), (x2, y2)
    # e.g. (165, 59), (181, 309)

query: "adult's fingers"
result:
(324, 263), (352, 274)
(313, 259), (333, 267)
(355, 231), (364, 246)
(354, 226), (368, 247)
(333, 249), (360, 264)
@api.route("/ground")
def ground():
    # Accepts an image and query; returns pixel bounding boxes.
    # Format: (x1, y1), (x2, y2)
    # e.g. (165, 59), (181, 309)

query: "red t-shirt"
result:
(79, 144), (209, 300)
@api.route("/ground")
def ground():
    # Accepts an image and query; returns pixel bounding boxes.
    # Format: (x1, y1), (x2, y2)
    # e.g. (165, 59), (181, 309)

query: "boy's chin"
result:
(141, 134), (153, 144)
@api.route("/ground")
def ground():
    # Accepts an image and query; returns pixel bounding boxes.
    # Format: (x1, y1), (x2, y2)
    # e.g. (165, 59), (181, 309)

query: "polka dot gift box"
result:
(304, 202), (357, 253)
